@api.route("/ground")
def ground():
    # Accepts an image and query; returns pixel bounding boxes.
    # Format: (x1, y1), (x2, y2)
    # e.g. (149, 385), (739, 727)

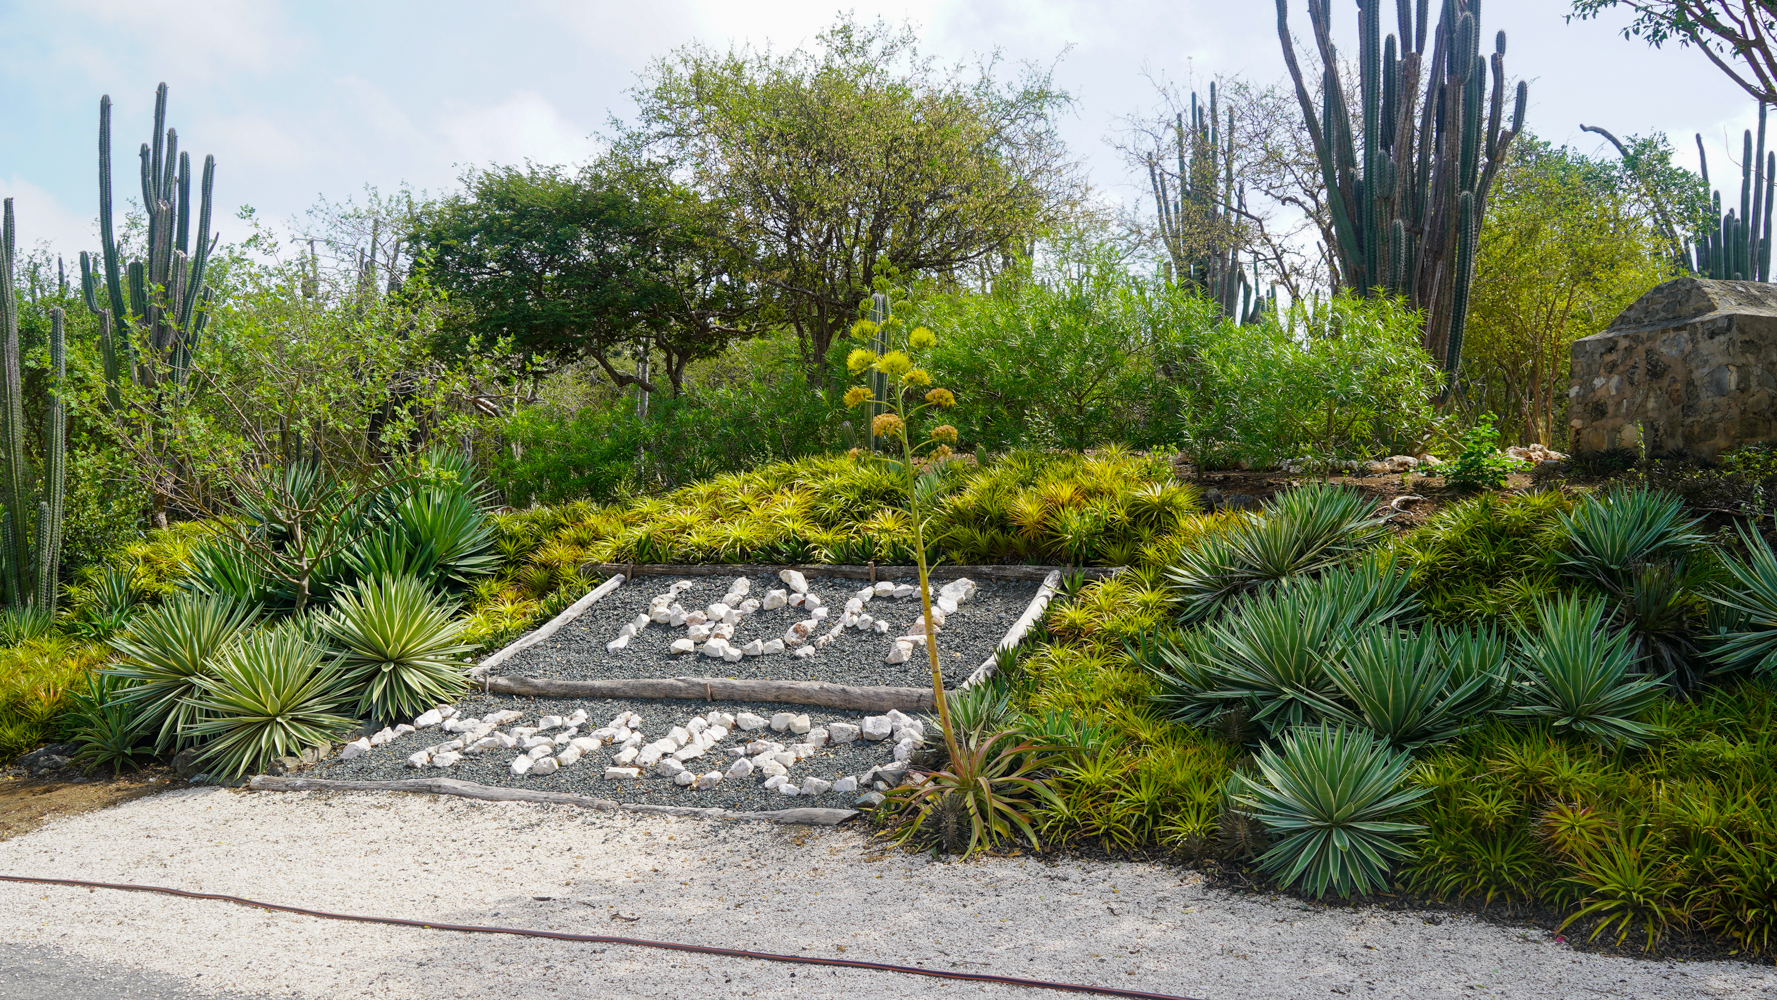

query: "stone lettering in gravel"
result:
(656, 759), (686, 779)
(413, 708), (444, 728)
(673, 770), (696, 786)
(828, 722), (860, 743)
(696, 771), (723, 790)
(510, 755), (533, 775)
(340, 738), (372, 760)
(779, 569), (808, 593)
(800, 776), (832, 795)
(604, 766), (639, 778)
(431, 751), (462, 768)
(861, 716), (893, 740)
(531, 757), (559, 776)
(669, 638), (695, 655)
(727, 757), (754, 778)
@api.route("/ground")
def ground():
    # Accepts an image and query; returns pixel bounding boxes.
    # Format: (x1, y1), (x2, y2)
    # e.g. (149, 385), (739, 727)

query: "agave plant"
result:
(104, 593), (259, 751)
(1228, 723), (1428, 898)
(323, 574), (475, 723)
(887, 730), (1065, 858)
(1554, 486), (1704, 591)
(63, 672), (157, 775)
(1314, 626), (1508, 749)
(185, 625), (357, 779)
(1506, 595), (1668, 747)
(1167, 483), (1387, 621)
(1708, 522), (1777, 679)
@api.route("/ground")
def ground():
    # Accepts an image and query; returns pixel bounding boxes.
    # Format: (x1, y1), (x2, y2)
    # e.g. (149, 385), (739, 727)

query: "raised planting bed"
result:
(303, 691), (925, 817)
(479, 568), (1047, 691)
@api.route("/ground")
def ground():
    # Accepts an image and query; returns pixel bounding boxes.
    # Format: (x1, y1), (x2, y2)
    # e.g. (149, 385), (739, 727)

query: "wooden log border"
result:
(478, 675), (934, 711)
(470, 574), (627, 680)
(958, 569), (1063, 692)
(248, 775), (859, 826)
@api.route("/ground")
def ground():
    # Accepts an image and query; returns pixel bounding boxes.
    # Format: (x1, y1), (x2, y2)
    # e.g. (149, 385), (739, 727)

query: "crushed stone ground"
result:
(0, 787), (1771, 1000)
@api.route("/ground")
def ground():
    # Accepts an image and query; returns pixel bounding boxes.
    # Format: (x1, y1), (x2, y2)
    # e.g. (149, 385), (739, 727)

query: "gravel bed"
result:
(311, 691), (920, 812)
(495, 572), (1038, 689)
(6, 789), (1774, 1000)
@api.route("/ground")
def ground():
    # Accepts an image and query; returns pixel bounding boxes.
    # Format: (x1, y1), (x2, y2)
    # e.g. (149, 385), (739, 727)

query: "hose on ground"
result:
(0, 873), (1206, 1000)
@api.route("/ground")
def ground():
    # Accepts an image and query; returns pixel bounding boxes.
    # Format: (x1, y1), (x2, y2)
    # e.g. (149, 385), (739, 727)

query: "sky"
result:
(0, 0), (1759, 263)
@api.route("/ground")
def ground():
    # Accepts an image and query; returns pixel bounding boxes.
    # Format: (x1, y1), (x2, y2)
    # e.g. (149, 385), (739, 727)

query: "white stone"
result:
(780, 569), (808, 593)
(886, 641), (914, 664)
(777, 782), (801, 796)
(758, 760), (788, 778)
(433, 739), (464, 754)
(464, 737), (498, 754)
(811, 606), (829, 621)
(794, 645), (817, 659)
(713, 622), (736, 640)
(436, 705), (458, 720)
(493, 731), (518, 749)
(708, 725), (729, 742)
(488, 710), (523, 725)
(531, 756), (560, 776)
(760, 638), (785, 656)
(670, 579), (696, 593)
(651, 605), (674, 624)
(800, 777), (832, 795)
(528, 744), (555, 760)
(632, 612), (652, 631)
(685, 610), (709, 626)
(509, 754), (533, 775)
(813, 633), (834, 650)
(657, 758), (686, 778)
(674, 770), (696, 786)
(728, 577), (751, 597)
(861, 716), (893, 740)
(688, 623), (714, 642)
(856, 587), (876, 602)
(874, 581), (897, 597)
(340, 738), (372, 760)
(832, 776), (859, 793)
(556, 745), (584, 767)
(790, 743), (817, 760)
(805, 728), (830, 748)
(892, 584), (917, 599)
(392, 724), (416, 737)
(566, 709), (588, 725)
(769, 751), (797, 768)
(717, 712), (735, 727)
(707, 602), (731, 621)
(669, 608), (689, 627)
(788, 714), (811, 734)
(605, 767), (641, 779)
(413, 709), (443, 728)
(736, 712), (768, 731)
(405, 749), (432, 768)
(727, 757), (754, 778)
(762, 774), (789, 791)
(569, 737), (600, 753)
(844, 598), (865, 614)
(784, 620), (813, 645)
(740, 639), (764, 656)
(828, 722), (860, 743)
(696, 771), (723, 790)
(606, 635), (631, 652)
(512, 727), (538, 738)
(886, 709), (915, 727)
(854, 614), (874, 631)
(738, 599), (760, 614)
(722, 644), (744, 662)
(769, 713), (794, 732)
(672, 744), (704, 762)
(874, 620), (891, 634)
(617, 623), (636, 640)
(614, 746), (639, 765)
(701, 639), (729, 658)
(685, 717), (708, 735)
(636, 745), (664, 767)
(788, 592), (806, 608)
(894, 739), (919, 762)
(804, 593), (825, 610)
(538, 716), (563, 731)
(670, 638), (696, 655)
(937, 595), (958, 615)
(665, 727), (689, 748)
(520, 735), (552, 750)
(761, 589), (788, 610)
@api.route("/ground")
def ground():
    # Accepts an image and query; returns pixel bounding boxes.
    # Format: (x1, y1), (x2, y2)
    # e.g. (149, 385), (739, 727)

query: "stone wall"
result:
(1568, 277), (1777, 461)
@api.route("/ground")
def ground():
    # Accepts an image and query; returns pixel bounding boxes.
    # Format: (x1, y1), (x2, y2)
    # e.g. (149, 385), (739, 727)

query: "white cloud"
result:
(54, 0), (305, 82)
(435, 92), (602, 170)
(0, 175), (97, 259)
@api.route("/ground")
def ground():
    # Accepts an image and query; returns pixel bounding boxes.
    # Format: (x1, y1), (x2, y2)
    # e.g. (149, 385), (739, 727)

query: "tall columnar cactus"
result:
(1146, 85), (1269, 324)
(1692, 103), (1775, 282)
(79, 82), (217, 397)
(0, 199), (68, 611)
(1277, 0), (1526, 377)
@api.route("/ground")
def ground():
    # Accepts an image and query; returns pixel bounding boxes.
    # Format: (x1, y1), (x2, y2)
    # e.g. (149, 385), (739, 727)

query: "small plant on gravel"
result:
(323, 574), (476, 723)
(105, 593), (260, 752)
(1443, 413), (1522, 492)
(186, 625), (357, 779)
(64, 672), (157, 775)
(1228, 723), (1428, 898)
(888, 731), (1066, 858)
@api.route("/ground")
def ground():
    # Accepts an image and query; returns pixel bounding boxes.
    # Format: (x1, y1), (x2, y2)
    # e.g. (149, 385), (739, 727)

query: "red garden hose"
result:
(0, 874), (1207, 1000)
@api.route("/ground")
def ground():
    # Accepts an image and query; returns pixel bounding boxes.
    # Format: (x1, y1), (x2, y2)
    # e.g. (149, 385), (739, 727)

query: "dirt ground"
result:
(0, 767), (176, 841)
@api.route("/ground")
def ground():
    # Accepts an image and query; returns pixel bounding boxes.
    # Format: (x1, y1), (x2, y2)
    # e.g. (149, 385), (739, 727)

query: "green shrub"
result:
(63, 673), (156, 775)
(1396, 490), (1572, 626)
(1318, 626), (1510, 749)
(105, 593), (259, 752)
(1443, 413), (1523, 491)
(324, 575), (475, 723)
(1506, 595), (1668, 746)
(185, 626), (357, 779)
(1229, 723), (1428, 898)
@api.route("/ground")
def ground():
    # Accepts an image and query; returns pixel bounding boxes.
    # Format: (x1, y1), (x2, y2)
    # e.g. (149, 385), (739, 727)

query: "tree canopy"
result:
(615, 16), (1079, 382)
(1571, 1), (1777, 104)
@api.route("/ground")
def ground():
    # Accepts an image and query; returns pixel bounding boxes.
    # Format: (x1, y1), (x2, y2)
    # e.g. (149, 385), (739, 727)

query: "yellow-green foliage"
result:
(0, 636), (109, 760)
(1392, 490), (1574, 626)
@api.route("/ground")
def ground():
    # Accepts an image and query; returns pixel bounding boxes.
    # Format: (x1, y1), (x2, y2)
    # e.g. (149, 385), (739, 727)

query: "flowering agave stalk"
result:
(843, 317), (964, 764)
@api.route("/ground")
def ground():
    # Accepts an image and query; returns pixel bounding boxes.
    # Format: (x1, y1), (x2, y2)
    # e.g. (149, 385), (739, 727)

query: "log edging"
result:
(471, 574), (627, 680)
(958, 569), (1064, 691)
(247, 775), (859, 826)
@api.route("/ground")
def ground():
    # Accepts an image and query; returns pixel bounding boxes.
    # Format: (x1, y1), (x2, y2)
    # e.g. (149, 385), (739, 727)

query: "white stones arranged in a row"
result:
(332, 701), (921, 798)
(883, 577), (978, 664)
(618, 706), (926, 797)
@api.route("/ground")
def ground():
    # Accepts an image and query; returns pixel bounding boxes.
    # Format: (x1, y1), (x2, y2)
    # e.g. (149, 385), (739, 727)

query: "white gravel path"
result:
(0, 786), (1771, 1000)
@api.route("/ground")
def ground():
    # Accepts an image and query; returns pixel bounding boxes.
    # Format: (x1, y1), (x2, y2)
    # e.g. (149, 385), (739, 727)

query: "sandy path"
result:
(0, 786), (1769, 1000)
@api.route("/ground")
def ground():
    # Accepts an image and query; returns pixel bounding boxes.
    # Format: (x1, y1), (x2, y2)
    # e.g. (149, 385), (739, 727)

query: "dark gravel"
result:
(311, 691), (923, 812)
(495, 572), (1038, 689)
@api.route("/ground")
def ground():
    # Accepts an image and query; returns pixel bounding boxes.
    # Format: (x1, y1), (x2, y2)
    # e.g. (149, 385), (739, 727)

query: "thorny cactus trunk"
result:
(0, 199), (69, 612)
(1277, 0), (1526, 381)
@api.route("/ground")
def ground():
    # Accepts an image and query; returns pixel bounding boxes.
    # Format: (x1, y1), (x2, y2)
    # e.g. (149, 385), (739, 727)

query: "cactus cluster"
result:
(1693, 103), (1774, 282)
(0, 200), (68, 611)
(1277, 0), (1526, 377)
(1145, 84), (1272, 325)
(78, 83), (217, 399)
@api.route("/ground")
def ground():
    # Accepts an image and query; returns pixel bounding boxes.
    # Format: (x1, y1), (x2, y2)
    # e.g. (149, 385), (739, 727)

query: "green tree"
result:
(1462, 137), (1681, 445)
(617, 16), (1077, 384)
(410, 164), (766, 396)
(1570, 2), (1777, 104)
